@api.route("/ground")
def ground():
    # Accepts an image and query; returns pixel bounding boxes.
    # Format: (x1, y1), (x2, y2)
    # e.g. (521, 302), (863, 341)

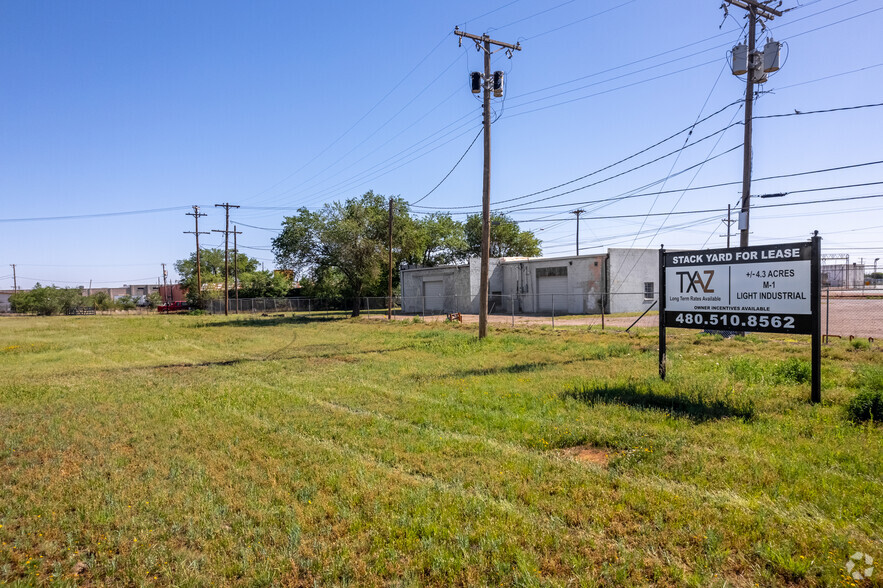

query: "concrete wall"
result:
(607, 248), (657, 314)
(499, 255), (605, 314)
(401, 249), (658, 315)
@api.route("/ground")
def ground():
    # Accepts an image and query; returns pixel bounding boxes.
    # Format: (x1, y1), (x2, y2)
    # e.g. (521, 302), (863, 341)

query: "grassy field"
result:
(0, 314), (880, 587)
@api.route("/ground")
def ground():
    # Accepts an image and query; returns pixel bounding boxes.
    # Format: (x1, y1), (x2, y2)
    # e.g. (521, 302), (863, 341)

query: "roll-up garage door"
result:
(537, 267), (568, 312)
(422, 280), (445, 311)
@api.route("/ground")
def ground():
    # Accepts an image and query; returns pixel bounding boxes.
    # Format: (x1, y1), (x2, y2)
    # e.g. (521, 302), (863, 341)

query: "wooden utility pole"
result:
(232, 225), (242, 313)
(572, 209), (586, 255)
(213, 203), (240, 316)
(388, 197), (393, 321)
(184, 206), (208, 304)
(720, 203), (736, 248)
(724, 0), (782, 247)
(454, 27), (521, 339)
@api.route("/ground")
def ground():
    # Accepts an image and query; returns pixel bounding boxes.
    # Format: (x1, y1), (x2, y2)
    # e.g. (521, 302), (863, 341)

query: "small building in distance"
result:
(0, 290), (17, 312)
(400, 248), (658, 315)
(821, 263), (867, 288)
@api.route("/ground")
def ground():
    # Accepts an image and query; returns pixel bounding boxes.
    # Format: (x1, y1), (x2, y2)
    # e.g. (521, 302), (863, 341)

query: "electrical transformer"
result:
(470, 72), (481, 94)
(493, 71), (504, 97)
(731, 43), (748, 75)
(763, 39), (781, 72)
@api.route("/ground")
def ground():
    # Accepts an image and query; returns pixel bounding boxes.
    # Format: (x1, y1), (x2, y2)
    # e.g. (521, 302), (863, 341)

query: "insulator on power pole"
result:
(493, 71), (504, 97)
(470, 72), (481, 94)
(731, 43), (748, 75)
(763, 38), (781, 72)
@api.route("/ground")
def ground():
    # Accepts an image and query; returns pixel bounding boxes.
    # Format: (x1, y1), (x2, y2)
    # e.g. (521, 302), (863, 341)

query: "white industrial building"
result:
(821, 263), (867, 288)
(400, 248), (658, 315)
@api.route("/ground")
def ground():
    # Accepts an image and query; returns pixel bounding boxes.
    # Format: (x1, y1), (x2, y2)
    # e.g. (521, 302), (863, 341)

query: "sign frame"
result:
(658, 232), (821, 402)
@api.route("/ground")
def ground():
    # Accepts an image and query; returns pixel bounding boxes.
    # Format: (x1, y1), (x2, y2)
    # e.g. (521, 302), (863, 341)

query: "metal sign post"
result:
(659, 234), (822, 402)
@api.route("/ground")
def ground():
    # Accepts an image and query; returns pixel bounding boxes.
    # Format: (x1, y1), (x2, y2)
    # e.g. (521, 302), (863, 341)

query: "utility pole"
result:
(232, 225), (242, 313)
(724, 0), (782, 247)
(213, 203), (240, 316)
(10, 264), (16, 292)
(455, 26), (521, 339)
(572, 209), (586, 255)
(721, 203), (737, 248)
(161, 263), (169, 303)
(388, 197), (393, 321)
(184, 206), (209, 305)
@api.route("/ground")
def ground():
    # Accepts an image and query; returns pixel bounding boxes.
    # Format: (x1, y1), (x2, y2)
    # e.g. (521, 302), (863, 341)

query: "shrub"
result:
(849, 338), (871, 351)
(771, 357), (811, 385)
(846, 389), (883, 424)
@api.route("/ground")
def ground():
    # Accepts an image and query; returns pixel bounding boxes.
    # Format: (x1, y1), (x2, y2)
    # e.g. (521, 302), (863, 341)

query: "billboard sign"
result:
(662, 241), (813, 334)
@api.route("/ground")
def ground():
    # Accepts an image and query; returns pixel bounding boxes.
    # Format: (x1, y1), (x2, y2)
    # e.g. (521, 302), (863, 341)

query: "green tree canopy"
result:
(10, 284), (84, 315)
(175, 248), (270, 306)
(410, 212), (469, 267)
(464, 212), (542, 258)
(272, 191), (415, 316)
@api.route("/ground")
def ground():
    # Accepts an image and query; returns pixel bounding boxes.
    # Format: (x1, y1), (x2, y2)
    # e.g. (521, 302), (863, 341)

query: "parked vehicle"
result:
(157, 301), (189, 313)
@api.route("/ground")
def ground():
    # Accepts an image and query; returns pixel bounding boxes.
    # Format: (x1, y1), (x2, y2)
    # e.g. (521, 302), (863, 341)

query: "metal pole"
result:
(739, 8), (756, 248)
(659, 245), (667, 380)
(511, 295), (515, 327)
(388, 197), (393, 320)
(825, 286), (830, 344)
(810, 231), (821, 403)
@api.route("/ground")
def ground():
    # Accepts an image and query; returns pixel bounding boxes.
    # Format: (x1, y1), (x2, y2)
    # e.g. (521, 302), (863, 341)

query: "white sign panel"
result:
(662, 242), (813, 334)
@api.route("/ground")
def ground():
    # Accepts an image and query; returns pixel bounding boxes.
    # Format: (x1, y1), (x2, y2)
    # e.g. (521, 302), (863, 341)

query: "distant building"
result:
(0, 290), (17, 312)
(400, 248), (658, 315)
(821, 263), (866, 288)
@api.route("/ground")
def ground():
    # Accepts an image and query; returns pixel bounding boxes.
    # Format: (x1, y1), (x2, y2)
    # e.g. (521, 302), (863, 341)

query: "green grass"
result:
(0, 314), (880, 586)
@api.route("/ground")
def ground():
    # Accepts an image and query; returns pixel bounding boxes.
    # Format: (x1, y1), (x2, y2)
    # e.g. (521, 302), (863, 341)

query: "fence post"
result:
(601, 292), (605, 330)
(552, 296), (555, 330)
(511, 295), (515, 327)
(422, 296), (425, 319)
(825, 287), (830, 344)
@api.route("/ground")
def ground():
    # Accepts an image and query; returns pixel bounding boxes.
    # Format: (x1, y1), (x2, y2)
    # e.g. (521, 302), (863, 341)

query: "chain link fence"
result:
(209, 293), (660, 331)
(210, 291), (882, 339)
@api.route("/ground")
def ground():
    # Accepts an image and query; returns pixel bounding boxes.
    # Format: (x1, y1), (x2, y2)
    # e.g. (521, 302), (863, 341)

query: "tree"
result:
(175, 248), (261, 307)
(272, 191), (413, 316)
(410, 212), (468, 267)
(237, 270), (293, 299)
(10, 284), (84, 315)
(463, 212), (541, 258)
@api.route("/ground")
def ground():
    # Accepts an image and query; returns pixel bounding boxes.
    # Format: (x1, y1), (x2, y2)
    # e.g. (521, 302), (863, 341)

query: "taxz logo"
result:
(845, 552), (874, 581)
(676, 270), (715, 294)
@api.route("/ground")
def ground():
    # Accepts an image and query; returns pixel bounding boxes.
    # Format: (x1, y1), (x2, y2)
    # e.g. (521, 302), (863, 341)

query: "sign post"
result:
(659, 235), (821, 402)
(659, 244), (666, 380)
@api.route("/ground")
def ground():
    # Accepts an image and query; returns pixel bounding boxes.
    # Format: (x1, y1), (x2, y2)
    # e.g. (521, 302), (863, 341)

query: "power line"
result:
(0, 206), (193, 224)
(409, 127), (483, 206)
(244, 31), (455, 202)
(515, 193), (883, 222)
(411, 102), (745, 211)
(522, 0), (638, 40)
(415, 101), (883, 214)
(754, 101), (883, 119)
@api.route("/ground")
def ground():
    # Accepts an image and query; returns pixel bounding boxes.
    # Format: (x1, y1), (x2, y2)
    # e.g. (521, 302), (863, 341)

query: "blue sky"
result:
(1, 0), (881, 289)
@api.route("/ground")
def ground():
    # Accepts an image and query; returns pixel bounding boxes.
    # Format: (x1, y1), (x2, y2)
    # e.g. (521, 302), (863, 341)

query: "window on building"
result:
(644, 281), (655, 300)
(536, 266), (567, 278)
